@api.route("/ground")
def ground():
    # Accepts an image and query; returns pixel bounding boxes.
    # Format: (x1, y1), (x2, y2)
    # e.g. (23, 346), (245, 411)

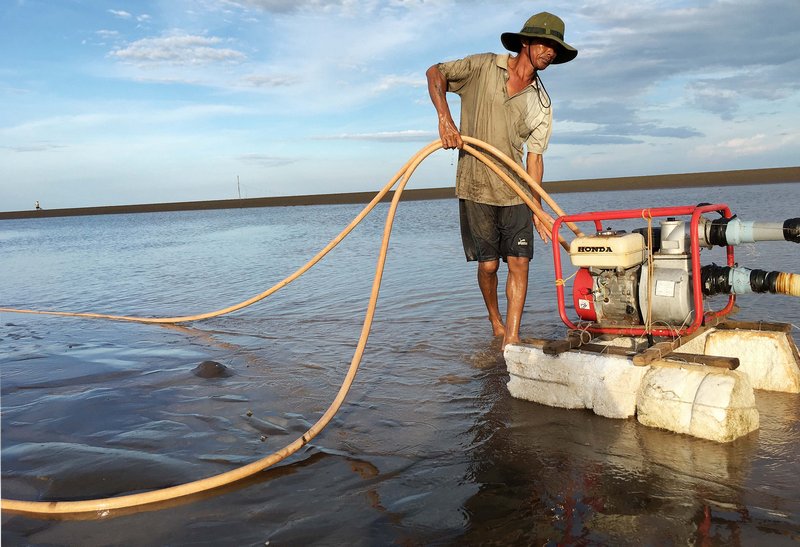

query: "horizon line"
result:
(3, 166), (798, 220)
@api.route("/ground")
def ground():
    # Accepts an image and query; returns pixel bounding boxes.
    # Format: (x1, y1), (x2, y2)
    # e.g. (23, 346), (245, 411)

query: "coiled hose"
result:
(1, 138), (579, 518)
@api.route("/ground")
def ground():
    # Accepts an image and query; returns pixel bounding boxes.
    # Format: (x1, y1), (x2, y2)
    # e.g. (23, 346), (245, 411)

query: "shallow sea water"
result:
(1, 183), (799, 545)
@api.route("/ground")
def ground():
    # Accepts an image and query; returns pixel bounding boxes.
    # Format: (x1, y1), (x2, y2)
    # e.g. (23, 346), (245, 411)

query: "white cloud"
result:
(239, 73), (299, 88)
(372, 74), (426, 93)
(692, 132), (800, 159)
(110, 34), (246, 65)
(3, 104), (252, 137)
(218, 0), (380, 15)
(3, 0), (799, 210)
(238, 153), (297, 167)
(108, 9), (132, 19)
(4, 142), (66, 153)
(317, 130), (436, 142)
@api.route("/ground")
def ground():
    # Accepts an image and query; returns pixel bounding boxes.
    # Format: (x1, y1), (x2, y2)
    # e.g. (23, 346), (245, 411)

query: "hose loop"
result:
(1, 139), (570, 518)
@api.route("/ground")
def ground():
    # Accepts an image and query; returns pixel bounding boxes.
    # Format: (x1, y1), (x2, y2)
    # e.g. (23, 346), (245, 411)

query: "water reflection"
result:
(456, 356), (800, 545)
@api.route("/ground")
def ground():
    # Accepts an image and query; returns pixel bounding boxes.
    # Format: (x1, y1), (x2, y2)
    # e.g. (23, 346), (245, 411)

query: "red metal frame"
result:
(551, 204), (737, 337)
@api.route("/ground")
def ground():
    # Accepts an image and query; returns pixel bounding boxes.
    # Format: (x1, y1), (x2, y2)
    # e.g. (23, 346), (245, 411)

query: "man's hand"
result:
(427, 64), (462, 150)
(438, 116), (463, 150)
(533, 215), (550, 244)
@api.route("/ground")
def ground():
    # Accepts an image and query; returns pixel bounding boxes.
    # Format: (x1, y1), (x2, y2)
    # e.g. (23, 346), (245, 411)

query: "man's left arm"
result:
(526, 152), (553, 244)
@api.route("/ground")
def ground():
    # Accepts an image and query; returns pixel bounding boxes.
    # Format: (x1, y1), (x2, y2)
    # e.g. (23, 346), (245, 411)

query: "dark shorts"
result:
(459, 199), (534, 262)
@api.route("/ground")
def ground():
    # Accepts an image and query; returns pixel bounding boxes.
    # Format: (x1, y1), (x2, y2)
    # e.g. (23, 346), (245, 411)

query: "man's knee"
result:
(506, 256), (530, 273)
(478, 260), (500, 276)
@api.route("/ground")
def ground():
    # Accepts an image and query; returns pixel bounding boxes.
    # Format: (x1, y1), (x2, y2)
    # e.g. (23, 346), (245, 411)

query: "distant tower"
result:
(35, 200), (41, 210)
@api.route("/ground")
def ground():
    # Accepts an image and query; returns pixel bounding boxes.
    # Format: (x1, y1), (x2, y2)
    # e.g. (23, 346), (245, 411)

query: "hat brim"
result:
(500, 32), (578, 64)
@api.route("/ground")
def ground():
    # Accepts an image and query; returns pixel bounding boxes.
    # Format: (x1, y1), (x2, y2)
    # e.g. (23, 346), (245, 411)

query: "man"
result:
(426, 12), (577, 349)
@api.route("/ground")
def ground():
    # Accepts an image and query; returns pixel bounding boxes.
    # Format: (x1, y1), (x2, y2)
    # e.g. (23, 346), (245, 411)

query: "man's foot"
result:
(490, 319), (505, 338)
(501, 334), (521, 351)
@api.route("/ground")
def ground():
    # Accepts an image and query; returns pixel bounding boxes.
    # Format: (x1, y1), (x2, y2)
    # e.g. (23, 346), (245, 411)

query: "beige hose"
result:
(461, 143), (571, 251)
(1, 139), (571, 518)
(461, 136), (583, 238)
(775, 272), (800, 297)
(0, 139), (571, 323)
(0, 146), (427, 324)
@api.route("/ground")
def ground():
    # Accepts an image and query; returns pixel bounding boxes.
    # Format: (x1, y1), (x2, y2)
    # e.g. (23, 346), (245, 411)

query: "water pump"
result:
(551, 204), (800, 337)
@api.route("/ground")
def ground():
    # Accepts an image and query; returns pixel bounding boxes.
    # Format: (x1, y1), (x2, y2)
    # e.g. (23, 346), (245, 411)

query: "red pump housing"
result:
(551, 204), (737, 337)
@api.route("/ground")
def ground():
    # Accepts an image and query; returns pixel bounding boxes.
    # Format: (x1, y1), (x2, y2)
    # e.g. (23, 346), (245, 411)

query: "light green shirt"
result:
(438, 53), (552, 206)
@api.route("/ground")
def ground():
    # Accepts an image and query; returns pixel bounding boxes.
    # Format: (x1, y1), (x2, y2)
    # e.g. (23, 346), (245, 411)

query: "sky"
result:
(1, 0), (799, 210)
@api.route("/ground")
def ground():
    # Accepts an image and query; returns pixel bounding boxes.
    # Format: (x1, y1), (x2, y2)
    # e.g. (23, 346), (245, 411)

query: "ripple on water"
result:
(2, 191), (800, 544)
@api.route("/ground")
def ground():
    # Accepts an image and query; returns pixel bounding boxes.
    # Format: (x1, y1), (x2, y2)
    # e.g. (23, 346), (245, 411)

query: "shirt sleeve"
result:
(437, 55), (479, 94)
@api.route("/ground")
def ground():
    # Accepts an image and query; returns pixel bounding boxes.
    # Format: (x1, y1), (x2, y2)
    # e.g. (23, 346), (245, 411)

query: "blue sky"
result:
(1, 0), (798, 210)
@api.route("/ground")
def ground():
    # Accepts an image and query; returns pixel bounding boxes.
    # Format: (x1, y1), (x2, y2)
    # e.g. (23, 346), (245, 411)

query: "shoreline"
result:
(2, 166), (797, 220)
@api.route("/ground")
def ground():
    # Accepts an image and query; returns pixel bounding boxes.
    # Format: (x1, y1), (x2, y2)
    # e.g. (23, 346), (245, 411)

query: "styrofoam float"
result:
(505, 327), (799, 442)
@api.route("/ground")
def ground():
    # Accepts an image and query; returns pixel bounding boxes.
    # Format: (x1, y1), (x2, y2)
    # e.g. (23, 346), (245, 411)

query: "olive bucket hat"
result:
(501, 12), (578, 64)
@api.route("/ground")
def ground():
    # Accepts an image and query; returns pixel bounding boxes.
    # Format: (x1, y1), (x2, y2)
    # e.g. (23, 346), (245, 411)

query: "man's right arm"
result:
(426, 64), (463, 150)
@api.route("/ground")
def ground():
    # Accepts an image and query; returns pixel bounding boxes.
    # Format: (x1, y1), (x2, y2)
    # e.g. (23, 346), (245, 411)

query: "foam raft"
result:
(504, 321), (800, 442)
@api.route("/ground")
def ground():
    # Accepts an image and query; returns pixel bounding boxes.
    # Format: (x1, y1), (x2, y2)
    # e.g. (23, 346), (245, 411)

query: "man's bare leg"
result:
(477, 259), (505, 337)
(503, 256), (530, 349)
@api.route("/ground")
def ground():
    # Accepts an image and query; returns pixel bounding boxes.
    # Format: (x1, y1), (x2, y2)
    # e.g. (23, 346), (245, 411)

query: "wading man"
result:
(426, 12), (577, 349)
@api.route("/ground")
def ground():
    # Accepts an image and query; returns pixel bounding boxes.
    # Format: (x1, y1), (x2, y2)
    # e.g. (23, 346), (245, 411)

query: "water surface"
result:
(2, 183), (799, 545)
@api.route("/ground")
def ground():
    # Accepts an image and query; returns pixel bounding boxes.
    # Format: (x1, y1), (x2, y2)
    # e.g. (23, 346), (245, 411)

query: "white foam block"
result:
(703, 330), (800, 393)
(636, 365), (759, 442)
(505, 344), (650, 419)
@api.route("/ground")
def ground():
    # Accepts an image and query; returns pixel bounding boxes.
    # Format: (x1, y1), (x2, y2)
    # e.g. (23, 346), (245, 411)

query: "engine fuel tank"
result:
(570, 232), (646, 269)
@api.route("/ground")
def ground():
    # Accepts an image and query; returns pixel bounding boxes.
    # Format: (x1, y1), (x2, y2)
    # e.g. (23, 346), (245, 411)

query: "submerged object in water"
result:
(192, 360), (231, 378)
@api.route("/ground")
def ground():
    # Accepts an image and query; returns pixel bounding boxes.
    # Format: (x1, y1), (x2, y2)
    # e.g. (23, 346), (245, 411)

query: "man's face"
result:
(526, 39), (558, 70)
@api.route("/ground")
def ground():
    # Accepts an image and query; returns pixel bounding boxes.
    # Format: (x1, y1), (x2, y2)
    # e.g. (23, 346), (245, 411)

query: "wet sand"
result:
(2, 166), (797, 220)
